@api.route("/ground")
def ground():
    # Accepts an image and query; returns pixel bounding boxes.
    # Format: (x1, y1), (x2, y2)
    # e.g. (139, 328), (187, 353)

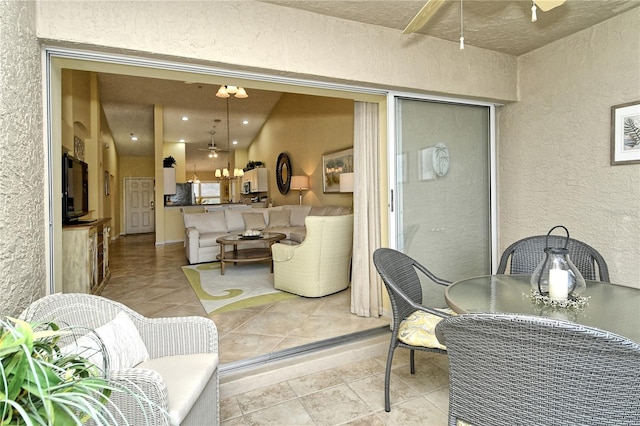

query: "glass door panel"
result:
(394, 98), (492, 305)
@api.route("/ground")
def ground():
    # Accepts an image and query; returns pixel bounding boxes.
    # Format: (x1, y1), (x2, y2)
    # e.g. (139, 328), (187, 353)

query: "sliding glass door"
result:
(392, 97), (494, 304)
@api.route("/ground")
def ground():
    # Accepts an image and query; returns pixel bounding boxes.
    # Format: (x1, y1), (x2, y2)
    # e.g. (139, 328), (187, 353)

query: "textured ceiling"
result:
(262, 0), (640, 56)
(98, 0), (639, 173)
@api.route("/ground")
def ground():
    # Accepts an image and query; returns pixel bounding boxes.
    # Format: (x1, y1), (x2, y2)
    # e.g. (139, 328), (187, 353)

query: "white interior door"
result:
(392, 97), (495, 305)
(125, 178), (155, 234)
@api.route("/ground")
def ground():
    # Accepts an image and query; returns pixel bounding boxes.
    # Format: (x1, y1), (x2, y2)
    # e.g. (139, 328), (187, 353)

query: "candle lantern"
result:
(530, 226), (586, 301)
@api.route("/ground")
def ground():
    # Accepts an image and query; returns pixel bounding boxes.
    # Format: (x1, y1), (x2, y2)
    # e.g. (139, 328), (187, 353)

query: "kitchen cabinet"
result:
(242, 168), (268, 193)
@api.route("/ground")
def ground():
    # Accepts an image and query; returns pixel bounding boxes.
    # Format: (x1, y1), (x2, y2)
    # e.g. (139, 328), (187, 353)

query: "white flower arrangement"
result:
(528, 290), (590, 309)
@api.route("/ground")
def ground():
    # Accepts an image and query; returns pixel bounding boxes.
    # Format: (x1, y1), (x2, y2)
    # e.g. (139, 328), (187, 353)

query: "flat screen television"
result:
(62, 153), (90, 224)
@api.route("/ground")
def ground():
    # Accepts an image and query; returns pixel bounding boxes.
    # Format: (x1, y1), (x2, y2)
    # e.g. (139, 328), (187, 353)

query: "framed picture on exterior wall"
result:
(611, 100), (640, 165)
(322, 148), (354, 192)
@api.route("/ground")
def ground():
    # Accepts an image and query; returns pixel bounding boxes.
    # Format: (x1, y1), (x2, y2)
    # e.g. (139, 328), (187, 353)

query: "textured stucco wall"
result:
(499, 9), (640, 287)
(35, 0), (517, 103)
(0, 0), (46, 315)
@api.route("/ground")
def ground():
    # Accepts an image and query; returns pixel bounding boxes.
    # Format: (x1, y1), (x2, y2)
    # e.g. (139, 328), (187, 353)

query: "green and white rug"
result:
(181, 262), (299, 315)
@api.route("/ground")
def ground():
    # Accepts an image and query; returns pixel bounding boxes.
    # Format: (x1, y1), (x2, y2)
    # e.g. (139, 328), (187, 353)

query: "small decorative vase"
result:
(531, 226), (586, 301)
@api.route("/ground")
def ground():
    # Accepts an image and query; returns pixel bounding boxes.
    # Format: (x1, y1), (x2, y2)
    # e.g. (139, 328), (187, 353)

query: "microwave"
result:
(242, 181), (251, 194)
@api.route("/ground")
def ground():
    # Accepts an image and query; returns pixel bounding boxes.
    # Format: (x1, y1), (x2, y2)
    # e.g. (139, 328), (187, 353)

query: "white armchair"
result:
(272, 214), (354, 297)
(20, 293), (219, 426)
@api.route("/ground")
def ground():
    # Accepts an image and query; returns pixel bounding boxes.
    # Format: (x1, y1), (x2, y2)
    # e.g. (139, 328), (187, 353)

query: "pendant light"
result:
(459, 0), (465, 50)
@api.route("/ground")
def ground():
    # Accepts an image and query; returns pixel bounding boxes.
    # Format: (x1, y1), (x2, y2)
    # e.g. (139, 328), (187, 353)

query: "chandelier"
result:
(215, 85), (248, 99)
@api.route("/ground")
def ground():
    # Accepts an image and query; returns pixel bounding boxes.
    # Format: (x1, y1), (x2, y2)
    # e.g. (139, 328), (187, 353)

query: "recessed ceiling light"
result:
(179, 139), (185, 143)
(242, 120), (249, 125)
(181, 116), (189, 121)
(232, 140), (238, 145)
(130, 135), (138, 141)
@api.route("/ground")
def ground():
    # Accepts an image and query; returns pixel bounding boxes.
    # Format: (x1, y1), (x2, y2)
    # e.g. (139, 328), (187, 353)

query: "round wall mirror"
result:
(276, 152), (292, 194)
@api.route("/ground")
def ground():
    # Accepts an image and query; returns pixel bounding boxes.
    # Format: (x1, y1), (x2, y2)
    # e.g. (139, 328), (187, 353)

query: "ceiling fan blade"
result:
(403, 0), (448, 35)
(533, 0), (566, 12)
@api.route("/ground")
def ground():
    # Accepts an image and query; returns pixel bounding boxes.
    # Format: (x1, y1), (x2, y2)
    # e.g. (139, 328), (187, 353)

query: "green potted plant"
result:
(162, 156), (176, 168)
(0, 317), (129, 425)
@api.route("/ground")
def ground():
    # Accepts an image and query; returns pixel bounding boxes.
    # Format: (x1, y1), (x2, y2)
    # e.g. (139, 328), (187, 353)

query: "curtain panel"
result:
(351, 101), (382, 317)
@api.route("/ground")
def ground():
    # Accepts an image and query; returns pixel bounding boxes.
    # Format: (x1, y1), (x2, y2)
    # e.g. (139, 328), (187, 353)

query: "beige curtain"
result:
(351, 101), (382, 317)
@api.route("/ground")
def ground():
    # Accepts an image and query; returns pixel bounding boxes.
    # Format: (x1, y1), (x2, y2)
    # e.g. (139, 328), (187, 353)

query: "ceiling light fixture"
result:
(130, 135), (138, 141)
(459, 0), (464, 50)
(181, 116), (189, 121)
(191, 165), (200, 184)
(242, 120), (249, 125)
(215, 168), (230, 179)
(179, 139), (185, 143)
(531, 2), (538, 22)
(216, 85), (249, 99)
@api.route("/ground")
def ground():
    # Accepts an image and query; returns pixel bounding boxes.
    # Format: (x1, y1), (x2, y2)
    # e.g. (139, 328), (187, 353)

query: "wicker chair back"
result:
(497, 235), (610, 281)
(436, 313), (640, 426)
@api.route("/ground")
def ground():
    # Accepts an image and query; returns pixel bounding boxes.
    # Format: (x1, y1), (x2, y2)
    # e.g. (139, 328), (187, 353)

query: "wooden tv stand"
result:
(62, 218), (111, 295)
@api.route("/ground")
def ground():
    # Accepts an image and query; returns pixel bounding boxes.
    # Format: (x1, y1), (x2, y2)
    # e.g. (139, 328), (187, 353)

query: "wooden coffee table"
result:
(216, 232), (286, 275)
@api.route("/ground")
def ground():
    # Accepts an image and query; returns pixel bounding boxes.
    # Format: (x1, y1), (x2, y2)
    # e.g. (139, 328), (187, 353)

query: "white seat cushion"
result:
(397, 308), (454, 350)
(136, 353), (218, 426)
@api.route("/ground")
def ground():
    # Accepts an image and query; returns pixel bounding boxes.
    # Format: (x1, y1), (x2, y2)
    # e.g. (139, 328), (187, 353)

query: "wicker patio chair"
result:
(497, 235), (610, 281)
(372, 248), (452, 412)
(20, 293), (219, 426)
(435, 313), (640, 426)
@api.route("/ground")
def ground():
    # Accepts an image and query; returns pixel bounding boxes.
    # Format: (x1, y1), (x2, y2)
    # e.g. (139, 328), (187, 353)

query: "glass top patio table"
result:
(445, 275), (640, 343)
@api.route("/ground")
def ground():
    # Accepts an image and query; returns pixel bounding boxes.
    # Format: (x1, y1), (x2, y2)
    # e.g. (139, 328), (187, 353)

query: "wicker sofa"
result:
(20, 293), (219, 426)
(183, 204), (352, 264)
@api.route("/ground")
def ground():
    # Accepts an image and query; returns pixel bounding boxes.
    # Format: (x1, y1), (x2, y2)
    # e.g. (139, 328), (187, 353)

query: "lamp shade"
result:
(215, 169), (222, 178)
(290, 175), (309, 190)
(339, 172), (354, 193)
(235, 87), (248, 98)
(215, 85), (229, 98)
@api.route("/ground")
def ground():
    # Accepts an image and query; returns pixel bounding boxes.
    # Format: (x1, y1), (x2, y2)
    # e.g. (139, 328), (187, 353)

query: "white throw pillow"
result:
(242, 212), (267, 230)
(268, 210), (291, 228)
(224, 209), (246, 232)
(95, 312), (150, 371)
(60, 312), (149, 372)
(284, 205), (312, 227)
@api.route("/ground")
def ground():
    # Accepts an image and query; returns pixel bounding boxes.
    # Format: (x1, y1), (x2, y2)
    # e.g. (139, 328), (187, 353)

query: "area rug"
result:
(181, 262), (299, 315)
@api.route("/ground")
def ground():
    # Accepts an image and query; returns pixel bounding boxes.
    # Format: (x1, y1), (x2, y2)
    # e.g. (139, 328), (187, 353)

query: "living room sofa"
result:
(183, 204), (351, 264)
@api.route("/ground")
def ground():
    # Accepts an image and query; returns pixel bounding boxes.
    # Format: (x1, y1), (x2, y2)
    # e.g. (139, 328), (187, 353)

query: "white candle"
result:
(549, 269), (569, 301)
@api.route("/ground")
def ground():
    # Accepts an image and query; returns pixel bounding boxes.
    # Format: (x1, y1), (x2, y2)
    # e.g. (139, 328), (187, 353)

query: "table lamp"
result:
(290, 175), (309, 205)
(339, 172), (354, 193)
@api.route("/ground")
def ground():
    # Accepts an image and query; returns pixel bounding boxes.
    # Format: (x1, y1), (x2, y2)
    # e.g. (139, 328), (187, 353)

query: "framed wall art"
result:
(74, 135), (85, 161)
(611, 100), (640, 165)
(322, 148), (353, 193)
(104, 171), (110, 196)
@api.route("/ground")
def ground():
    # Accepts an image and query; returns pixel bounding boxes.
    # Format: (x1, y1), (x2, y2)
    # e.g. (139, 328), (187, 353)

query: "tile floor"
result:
(220, 341), (451, 425)
(102, 233), (451, 425)
(102, 233), (390, 365)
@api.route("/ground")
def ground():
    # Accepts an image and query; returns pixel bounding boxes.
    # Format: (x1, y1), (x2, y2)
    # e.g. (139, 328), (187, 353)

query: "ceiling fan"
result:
(403, 0), (567, 34)
(199, 131), (228, 156)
